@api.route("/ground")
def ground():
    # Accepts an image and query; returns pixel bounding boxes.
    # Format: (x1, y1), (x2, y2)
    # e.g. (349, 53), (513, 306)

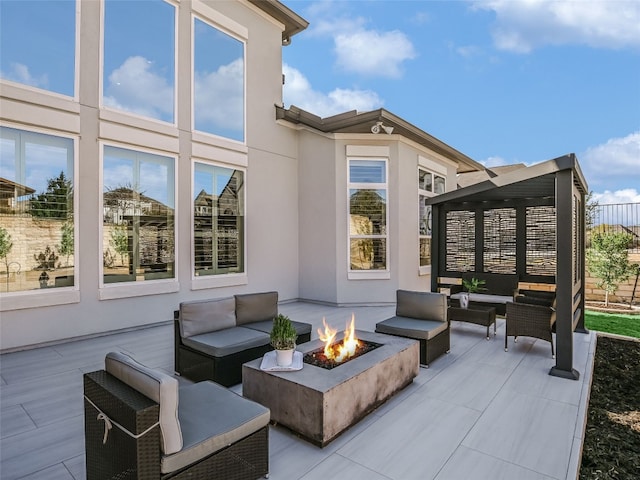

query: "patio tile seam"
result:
(333, 452), (395, 480)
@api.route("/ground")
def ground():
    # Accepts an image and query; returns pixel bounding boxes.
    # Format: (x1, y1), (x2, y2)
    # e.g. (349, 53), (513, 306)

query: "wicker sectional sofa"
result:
(449, 272), (519, 315)
(174, 292), (311, 387)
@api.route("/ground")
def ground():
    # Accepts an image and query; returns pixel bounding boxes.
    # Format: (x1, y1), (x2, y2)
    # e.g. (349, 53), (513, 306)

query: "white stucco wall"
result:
(0, 0), (302, 351)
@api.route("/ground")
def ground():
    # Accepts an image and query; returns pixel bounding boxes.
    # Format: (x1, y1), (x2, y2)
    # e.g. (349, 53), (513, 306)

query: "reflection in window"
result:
(193, 163), (245, 276)
(103, 0), (175, 123)
(419, 167), (440, 268)
(0, 1), (75, 96)
(102, 146), (175, 284)
(349, 159), (387, 271)
(194, 17), (245, 142)
(0, 127), (75, 292)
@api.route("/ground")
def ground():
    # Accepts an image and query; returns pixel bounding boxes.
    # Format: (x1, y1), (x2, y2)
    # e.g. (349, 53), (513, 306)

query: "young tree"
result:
(110, 226), (129, 266)
(586, 232), (633, 306)
(0, 226), (13, 289)
(58, 222), (74, 267)
(30, 171), (73, 219)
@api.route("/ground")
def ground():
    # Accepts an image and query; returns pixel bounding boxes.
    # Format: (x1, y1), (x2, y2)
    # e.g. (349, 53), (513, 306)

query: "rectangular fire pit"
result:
(242, 330), (419, 447)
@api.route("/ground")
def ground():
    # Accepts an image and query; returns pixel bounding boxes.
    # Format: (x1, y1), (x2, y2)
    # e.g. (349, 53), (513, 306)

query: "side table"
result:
(448, 306), (497, 340)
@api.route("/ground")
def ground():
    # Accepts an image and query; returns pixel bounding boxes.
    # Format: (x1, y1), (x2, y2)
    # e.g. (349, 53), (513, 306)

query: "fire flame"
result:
(317, 314), (360, 362)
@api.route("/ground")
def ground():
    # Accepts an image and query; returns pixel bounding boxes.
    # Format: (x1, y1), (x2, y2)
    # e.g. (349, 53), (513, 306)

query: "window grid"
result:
(348, 159), (388, 272)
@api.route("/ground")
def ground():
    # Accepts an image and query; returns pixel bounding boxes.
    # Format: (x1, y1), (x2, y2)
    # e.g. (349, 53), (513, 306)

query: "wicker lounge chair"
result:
(504, 298), (556, 358)
(375, 290), (450, 366)
(84, 352), (270, 480)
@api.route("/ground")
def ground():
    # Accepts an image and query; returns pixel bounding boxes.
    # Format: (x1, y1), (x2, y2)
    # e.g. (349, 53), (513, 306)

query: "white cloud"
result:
(305, 9), (416, 77)
(283, 64), (383, 118)
(104, 56), (173, 121)
(334, 29), (417, 78)
(194, 57), (244, 133)
(481, 156), (510, 167)
(472, 0), (640, 53)
(582, 131), (640, 176)
(1, 63), (48, 89)
(592, 189), (640, 205)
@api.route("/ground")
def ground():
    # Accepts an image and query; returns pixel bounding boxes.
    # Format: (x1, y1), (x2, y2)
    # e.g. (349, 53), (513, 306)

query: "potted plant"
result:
(460, 277), (486, 308)
(270, 314), (297, 366)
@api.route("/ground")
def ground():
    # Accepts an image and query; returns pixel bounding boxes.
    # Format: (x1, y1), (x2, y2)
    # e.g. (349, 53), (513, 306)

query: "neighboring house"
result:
(0, 0), (483, 351)
(0, 177), (35, 213)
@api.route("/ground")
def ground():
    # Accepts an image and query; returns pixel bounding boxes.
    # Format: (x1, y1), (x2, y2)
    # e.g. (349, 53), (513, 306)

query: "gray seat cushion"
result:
(105, 351), (182, 455)
(182, 327), (270, 357)
(161, 381), (270, 474)
(396, 290), (447, 322)
(376, 316), (448, 340)
(179, 297), (236, 338)
(234, 291), (278, 325)
(244, 319), (312, 338)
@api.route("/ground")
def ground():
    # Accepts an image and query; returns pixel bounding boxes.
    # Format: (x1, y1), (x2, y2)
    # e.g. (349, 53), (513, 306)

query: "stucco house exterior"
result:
(0, 0), (483, 351)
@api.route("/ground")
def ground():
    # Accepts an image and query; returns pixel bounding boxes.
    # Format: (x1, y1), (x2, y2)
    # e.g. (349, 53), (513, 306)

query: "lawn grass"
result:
(585, 310), (640, 338)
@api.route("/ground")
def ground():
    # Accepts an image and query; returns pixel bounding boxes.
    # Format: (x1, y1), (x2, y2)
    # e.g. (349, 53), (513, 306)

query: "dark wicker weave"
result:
(84, 370), (269, 480)
(420, 326), (451, 366)
(448, 306), (496, 339)
(504, 301), (556, 358)
(174, 316), (311, 387)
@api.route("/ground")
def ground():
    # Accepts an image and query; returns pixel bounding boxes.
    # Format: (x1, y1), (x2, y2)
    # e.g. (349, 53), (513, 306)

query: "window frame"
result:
(418, 159), (447, 275)
(98, 141), (179, 300)
(0, 124), (80, 311)
(191, 159), (247, 289)
(347, 157), (389, 279)
(191, 5), (247, 144)
(100, 0), (178, 127)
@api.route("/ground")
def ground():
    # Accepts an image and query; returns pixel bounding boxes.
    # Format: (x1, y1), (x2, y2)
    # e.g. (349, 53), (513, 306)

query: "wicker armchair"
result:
(504, 299), (556, 358)
(84, 352), (270, 480)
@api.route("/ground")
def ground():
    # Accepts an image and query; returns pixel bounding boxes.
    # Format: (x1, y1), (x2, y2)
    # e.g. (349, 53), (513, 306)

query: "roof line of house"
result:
(247, 0), (309, 44)
(275, 105), (485, 173)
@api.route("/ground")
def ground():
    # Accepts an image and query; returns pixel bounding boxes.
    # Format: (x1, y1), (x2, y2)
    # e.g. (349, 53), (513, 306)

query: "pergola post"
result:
(549, 169), (580, 380)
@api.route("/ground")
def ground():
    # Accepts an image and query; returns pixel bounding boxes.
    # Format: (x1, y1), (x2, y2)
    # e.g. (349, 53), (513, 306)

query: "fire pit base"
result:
(242, 330), (419, 447)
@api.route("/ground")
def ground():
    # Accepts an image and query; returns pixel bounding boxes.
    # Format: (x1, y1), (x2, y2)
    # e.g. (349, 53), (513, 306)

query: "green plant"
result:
(586, 232), (633, 306)
(0, 226), (13, 289)
(30, 171), (72, 219)
(270, 314), (297, 350)
(110, 226), (129, 265)
(58, 222), (74, 266)
(462, 277), (486, 293)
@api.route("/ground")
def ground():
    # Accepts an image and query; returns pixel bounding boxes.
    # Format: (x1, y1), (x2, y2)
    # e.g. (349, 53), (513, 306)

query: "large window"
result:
(0, 127), (75, 292)
(193, 17), (245, 142)
(193, 162), (245, 276)
(103, 0), (175, 123)
(0, 1), (76, 97)
(348, 159), (387, 272)
(102, 146), (175, 284)
(419, 167), (440, 269)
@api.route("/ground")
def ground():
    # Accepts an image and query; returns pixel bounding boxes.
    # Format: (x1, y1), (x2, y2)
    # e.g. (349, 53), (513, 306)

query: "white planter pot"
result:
(275, 348), (295, 367)
(460, 293), (470, 309)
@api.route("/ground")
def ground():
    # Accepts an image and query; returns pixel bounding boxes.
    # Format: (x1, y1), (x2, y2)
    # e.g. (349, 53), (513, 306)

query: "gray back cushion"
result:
(234, 291), (278, 325)
(179, 297), (236, 338)
(396, 290), (446, 322)
(105, 351), (182, 455)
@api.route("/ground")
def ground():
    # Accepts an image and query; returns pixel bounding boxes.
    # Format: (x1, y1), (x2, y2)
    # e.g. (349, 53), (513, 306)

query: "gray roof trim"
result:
(247, 0), (309, 43)
(276, 105), (484, 173)
(428, 153), (588, 205)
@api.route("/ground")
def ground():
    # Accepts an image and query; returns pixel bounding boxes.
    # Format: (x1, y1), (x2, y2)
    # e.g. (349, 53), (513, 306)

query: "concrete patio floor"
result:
(0, 301), (595, 480)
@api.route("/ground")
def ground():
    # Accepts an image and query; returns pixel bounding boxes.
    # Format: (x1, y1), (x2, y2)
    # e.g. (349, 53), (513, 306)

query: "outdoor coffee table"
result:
(242, 330), (419, 447)
(448, 305), (497, 339)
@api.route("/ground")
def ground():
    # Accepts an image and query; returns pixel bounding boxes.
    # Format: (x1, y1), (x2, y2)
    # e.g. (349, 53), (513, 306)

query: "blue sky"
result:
(280, 0), (640, 203)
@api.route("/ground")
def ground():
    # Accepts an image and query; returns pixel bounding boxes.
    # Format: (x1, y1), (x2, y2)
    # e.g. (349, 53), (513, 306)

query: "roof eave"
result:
(247, 0), (309, 44)
(276, 105), (484, 173)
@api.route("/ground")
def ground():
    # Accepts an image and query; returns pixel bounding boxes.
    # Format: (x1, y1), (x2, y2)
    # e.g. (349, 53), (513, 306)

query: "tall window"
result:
(193, 17), (245, 142)
(0, 127), (75, 292)
(348, 159), (387, 271)
(0, 1), (76, 97)
(419, 167), (441, 269)
(193, 162), (245, 276)
(102, 146), (175, 284)
(103, 0), (175, 123)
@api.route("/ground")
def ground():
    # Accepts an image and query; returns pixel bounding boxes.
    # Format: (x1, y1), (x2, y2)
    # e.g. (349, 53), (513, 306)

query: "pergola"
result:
(428, 154), (588, 379)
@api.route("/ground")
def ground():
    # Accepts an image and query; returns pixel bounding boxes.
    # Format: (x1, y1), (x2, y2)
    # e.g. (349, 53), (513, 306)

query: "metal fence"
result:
(587, 202), (640, 253)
